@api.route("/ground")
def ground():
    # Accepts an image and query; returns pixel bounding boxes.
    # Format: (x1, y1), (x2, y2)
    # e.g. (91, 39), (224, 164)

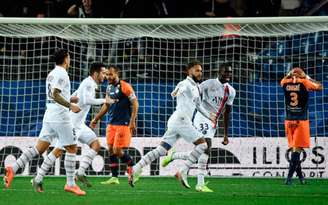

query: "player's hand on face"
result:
(70, 103), (81, 113)
(129, 120), (136, 135)
(222, 136), (229, 145)
(70, 96), (79, 103)
(89, 119), (98, 129)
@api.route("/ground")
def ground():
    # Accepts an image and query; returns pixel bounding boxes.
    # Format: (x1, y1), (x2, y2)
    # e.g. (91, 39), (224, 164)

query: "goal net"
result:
(0, 17), (327, 178)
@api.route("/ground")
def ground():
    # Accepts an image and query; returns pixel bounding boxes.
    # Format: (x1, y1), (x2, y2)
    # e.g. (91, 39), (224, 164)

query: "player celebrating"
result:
(4, 49), (85, 196)
(128, 61), (216, 189)
(31, 62), (115, 188)
(3, 49), (82, 194)
(72, 62), (115, 186)
(32, 49), (85, 195)
(281, 67), (323, 185)
(90, 65), (139, 185)
(162, 63), (236, 192)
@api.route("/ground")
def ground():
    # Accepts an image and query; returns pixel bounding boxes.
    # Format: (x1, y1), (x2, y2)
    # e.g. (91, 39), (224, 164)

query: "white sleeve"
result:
(171, 82), (186, 97)
(71, 90), (78, 97)
(82, 84), (105, 105)
(226, 86), (236, 106)
(196, 102), (211, 119)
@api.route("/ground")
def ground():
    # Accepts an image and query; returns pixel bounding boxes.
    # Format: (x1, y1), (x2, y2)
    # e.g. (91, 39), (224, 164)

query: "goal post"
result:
(0, 17), (327, 178)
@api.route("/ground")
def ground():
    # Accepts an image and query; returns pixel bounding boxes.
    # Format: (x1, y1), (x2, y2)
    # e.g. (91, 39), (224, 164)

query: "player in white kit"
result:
(162, 63), (236, 192)
(128, 61), (216, 189)
(4, 49), (85, 196)
(72, 62), (115, 187)
(31, 62), (113, 189)
(33, 49), (86, 196)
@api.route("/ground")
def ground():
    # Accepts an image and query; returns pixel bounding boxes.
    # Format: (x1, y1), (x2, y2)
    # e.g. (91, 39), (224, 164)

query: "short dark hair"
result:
(108, 65), (121, 74)
(89, 62), (105, 75)
(54, 49), (69, 65)
(186, 60), (202, 71)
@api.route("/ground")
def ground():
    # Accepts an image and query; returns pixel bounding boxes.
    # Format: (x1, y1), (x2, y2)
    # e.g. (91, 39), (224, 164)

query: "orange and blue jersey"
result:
(281, 77), (321, 120)
(106, 80), (136, 125)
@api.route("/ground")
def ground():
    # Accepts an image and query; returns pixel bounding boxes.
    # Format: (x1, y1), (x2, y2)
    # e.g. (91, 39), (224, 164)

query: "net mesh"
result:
(0, 18), (327, 177)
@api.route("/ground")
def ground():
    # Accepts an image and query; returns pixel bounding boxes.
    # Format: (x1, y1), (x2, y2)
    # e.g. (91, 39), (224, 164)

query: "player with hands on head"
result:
(281, 67), (323, 185)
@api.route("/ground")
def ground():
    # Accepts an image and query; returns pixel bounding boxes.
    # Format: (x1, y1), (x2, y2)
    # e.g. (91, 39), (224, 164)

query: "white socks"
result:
(64, 152), (76, 186)
(77, 149), (97, 176)
(181, 143), (207, 172)
(197, 153), (209, 186)
(172, 152), (189, 160)
(35, 152), (57, 183)
(133, 145), (167, 172)
(13, 146), (39, 173)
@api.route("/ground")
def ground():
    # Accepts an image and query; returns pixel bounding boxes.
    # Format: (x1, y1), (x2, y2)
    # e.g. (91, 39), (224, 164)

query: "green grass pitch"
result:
(2, 177), (328, 205)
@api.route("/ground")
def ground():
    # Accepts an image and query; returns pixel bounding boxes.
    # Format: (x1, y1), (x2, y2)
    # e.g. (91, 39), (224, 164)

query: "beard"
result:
(192, 75), (201, 83)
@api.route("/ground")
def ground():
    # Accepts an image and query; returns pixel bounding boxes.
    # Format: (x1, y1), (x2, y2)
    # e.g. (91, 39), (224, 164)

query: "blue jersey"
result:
(281, 77), (321, 120)
(106, 80), (136, 125)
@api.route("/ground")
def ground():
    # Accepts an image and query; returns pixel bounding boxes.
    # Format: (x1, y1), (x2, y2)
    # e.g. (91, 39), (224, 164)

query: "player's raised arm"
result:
(303, 76), (323, 91)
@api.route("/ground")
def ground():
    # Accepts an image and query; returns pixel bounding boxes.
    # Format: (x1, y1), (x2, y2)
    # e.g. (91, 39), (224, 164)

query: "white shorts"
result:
(193, 111), (216, 139)
(38, 121), (77, 148)
(75, 124), (97, 145)
(162, 111), (203, 146)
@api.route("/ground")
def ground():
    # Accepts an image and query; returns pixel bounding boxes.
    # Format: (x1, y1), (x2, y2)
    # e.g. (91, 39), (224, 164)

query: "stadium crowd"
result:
(0, 0), (327, 18)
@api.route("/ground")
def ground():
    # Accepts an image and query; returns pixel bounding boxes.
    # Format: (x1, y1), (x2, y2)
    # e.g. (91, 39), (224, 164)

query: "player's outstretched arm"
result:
(53, 88), (81, 113)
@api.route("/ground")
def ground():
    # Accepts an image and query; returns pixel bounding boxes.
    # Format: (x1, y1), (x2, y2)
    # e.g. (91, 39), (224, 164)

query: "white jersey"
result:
(70, 76), (105, 128)
(200, 78), (235, 116)
(171, 76), (202, 121)
(43, 66), (71, 123)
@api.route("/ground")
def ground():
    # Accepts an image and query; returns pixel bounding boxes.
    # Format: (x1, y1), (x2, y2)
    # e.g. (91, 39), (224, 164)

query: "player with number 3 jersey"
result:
(281, 67), (322, 185)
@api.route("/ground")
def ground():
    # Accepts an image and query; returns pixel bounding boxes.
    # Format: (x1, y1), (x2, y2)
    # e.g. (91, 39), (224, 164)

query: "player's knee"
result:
(52, 148), (63, 158)
(193, 137), (206, 146)
(107, 144), (114, 153)
(90, 140), (100, 153)
(65, 144), (77, 153)
(35, 140), (50, 155)
(113, 147), (123, 157)
(293, 147), (303, 153)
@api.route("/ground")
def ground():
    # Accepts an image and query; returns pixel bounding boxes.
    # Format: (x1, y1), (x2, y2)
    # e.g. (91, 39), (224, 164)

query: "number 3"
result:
(290, 92), (298, 106)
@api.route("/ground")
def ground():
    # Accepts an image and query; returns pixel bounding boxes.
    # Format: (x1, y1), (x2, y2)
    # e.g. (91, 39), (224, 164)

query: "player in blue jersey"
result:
(281, 67), (323, 185)
(90, 65), (139, 185)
